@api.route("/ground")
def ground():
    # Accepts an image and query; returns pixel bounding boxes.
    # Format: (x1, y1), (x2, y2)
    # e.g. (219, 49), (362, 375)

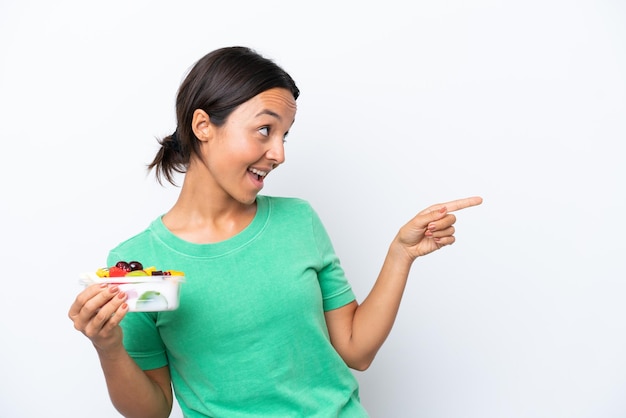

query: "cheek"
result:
(203, 138), (233, 162)
(230, 137), (264, 160)
(206, 133), (261, 168)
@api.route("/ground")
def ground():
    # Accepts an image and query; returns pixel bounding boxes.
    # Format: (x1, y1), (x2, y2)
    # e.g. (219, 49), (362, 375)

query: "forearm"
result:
(96, 345), (172, 418)
(346, 239), (414, 369)
(330, 196), (482, 370)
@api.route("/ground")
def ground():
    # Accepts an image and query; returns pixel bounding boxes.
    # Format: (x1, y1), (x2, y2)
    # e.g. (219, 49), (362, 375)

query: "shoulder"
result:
(107, 217), (161, 261)
(260, 195), (324, 232)
(262, 195), (315, 214)
(112, 220), (157, 248)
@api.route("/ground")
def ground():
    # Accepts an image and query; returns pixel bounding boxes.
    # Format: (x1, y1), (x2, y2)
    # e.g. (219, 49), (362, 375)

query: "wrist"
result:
(388, 236), (417, 266)
(94, 341), (128, 362)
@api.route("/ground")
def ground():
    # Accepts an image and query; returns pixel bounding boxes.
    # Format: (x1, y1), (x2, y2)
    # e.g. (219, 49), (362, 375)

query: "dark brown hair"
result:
(148, 46), (300, 185)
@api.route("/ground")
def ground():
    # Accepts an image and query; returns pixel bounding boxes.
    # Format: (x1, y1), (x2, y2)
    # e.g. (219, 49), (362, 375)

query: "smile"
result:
(248, 167), (269, 180)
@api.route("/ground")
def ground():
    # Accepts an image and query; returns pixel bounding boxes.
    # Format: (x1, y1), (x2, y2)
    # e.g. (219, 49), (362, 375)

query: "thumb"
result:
(408, 206), (448, 231)
(423, 205), (448, 225)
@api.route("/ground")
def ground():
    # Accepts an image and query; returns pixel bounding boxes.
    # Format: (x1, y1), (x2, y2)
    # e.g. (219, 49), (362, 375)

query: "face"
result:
(194, 87), (297, 206)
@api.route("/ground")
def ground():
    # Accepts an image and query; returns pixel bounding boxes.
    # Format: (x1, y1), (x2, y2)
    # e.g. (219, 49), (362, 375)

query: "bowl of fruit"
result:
(80, 260), (185, 312)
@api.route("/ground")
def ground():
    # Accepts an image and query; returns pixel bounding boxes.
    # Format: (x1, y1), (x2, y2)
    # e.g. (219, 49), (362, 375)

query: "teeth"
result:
(249, 168), (268, 177)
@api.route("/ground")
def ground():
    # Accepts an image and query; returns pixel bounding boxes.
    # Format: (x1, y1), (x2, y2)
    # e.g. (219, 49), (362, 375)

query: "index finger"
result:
(68, 283), (107, 318)
(425, 196), (483, 214)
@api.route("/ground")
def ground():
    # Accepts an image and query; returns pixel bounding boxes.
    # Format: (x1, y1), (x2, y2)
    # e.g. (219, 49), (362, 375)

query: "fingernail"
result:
(110, 285), (119, 293)
(428, 223), (436, 231)
(439, 207), (447, 213)
(117, 291), (126, 299)
(99, 283), (108, 288)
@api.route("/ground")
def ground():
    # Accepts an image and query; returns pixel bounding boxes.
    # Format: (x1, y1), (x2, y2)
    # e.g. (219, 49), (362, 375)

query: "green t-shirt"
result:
(108, 196), (369, 417)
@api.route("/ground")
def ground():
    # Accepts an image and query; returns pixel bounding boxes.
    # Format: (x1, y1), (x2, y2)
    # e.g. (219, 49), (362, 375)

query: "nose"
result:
(266, 138), (285, 166)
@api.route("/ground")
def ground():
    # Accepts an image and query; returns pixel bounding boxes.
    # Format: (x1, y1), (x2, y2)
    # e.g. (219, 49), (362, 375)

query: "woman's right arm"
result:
(68, 284), (173, 418)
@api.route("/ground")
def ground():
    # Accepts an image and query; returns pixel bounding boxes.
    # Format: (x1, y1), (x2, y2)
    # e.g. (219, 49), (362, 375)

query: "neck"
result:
(161, 163), (257, 244)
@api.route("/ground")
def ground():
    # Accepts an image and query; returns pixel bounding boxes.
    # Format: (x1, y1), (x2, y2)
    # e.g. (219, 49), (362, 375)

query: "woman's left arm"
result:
(325, 196), (483, 370)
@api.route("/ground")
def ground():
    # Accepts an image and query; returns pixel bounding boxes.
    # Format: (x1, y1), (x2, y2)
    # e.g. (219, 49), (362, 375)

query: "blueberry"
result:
(128, 261), (144, 271)
(115, 261), (131, 272)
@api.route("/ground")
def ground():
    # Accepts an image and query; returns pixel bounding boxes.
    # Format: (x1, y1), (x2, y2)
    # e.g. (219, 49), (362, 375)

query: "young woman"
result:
(69, 46), (482, 418)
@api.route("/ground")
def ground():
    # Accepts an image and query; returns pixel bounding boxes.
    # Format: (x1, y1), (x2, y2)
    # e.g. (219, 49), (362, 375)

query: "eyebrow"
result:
(255, 109), (297, 129)
(255, 109), (282, 120)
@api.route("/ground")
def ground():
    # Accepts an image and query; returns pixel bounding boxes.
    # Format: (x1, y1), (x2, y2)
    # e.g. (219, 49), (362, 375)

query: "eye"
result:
(259, 126), (269, 137)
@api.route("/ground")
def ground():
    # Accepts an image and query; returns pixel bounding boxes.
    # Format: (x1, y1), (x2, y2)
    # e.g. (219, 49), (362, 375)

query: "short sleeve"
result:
(309, 207), (356, 311)
(108, 251), (168, 370)
(119, 312), (168, 370)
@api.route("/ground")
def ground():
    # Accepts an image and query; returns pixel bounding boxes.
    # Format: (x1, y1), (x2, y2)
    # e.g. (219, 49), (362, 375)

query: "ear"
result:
(192, 109), (212, 142)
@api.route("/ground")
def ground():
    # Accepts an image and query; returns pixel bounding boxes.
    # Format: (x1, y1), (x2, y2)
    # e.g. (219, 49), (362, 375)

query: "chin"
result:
(236, 193), (260, 206)
(229, 184), (261, 206)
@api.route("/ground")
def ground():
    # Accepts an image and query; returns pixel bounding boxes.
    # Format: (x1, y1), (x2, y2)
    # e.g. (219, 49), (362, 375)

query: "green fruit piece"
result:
(138, 290), (161, 300)
(136, 291), (168, 310)
(126, 270), (149, 276)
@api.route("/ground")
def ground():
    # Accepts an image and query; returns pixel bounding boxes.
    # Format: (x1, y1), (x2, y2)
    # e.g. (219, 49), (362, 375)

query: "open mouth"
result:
(248, 167), (269, 181)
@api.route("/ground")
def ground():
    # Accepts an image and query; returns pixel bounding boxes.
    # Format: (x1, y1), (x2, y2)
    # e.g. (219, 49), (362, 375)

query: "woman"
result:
(69, 46), (482, 418)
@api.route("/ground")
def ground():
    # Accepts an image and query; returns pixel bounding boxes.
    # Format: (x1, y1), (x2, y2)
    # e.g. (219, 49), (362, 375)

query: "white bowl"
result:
(80, 274), (185, 312)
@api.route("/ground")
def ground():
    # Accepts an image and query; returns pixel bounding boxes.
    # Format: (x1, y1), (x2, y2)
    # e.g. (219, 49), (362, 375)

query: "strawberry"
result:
(109, 266), (128, 277)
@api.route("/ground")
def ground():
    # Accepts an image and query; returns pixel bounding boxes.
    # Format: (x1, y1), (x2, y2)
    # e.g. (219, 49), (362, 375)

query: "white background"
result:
(1, 1), (625, 417)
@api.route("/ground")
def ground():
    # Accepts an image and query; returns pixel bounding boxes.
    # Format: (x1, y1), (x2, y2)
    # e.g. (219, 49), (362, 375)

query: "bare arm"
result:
(325, 196), (483, 370)
(69, 284), (173, 418)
